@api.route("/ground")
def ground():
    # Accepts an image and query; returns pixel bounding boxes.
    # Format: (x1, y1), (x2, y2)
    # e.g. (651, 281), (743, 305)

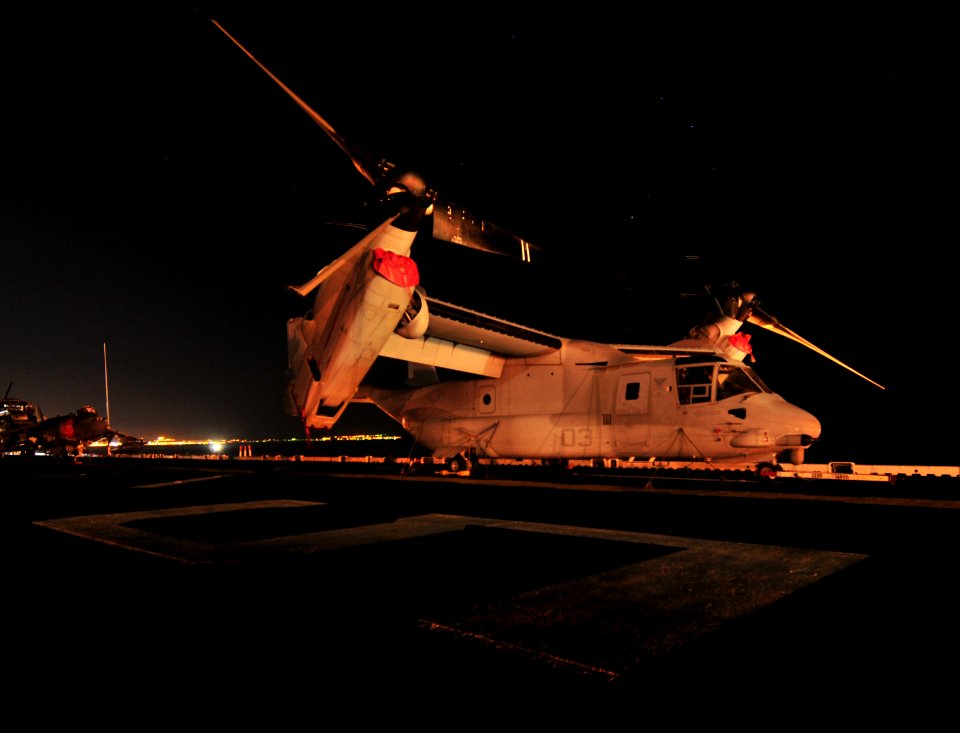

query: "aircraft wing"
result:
(378, 297), (726, 377)
(611, 343), (722, 360)
(106, 431), (146, 454)
(379, 295), (563, 378)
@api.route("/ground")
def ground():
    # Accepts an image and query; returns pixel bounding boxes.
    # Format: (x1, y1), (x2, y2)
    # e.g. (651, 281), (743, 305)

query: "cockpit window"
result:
(716, 363), (767, 399)
(676, 362), (769, 405)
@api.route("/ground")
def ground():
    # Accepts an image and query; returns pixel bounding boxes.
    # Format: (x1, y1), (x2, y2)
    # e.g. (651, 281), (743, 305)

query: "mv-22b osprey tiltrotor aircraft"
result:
(214, 21), (884, 474)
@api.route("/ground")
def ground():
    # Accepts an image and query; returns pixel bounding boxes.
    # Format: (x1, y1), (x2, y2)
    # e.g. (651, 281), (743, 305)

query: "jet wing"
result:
(107, 431), (146, 454)
(379, 295), (563, 377)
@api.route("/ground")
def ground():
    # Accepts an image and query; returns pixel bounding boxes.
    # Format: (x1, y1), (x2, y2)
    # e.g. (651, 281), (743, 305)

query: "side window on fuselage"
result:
(616, 373), (651, 415)
(676, 365), (714, 405)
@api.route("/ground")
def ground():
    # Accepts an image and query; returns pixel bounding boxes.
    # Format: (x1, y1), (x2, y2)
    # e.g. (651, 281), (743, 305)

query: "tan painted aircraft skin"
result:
(213, 20), (878, 472)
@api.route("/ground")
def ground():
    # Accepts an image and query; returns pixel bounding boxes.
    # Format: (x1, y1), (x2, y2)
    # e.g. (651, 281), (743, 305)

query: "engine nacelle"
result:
(395, 286), (429, 339)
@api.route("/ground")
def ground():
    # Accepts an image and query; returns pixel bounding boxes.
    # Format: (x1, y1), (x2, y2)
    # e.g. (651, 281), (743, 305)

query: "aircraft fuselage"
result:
(371, 339), (821, 465)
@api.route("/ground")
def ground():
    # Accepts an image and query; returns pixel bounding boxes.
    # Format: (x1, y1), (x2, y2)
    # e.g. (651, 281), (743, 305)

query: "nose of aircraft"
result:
(738, 393), (821, 442)
(779, 399), (822, 441)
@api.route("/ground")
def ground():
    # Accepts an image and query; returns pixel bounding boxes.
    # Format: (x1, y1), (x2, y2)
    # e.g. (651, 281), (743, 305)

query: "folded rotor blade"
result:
(431, 202), (539, 262)
(213, 19), (539, 265)
(212, 20), (388, 188)
(747, 306), (885, 390)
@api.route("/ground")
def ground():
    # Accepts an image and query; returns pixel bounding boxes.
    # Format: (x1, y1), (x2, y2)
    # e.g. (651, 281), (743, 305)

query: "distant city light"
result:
(142, 434), (402, 446)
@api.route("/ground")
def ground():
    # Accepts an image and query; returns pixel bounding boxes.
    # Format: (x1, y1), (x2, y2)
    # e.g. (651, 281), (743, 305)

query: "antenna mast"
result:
(103, 342), (111, 426)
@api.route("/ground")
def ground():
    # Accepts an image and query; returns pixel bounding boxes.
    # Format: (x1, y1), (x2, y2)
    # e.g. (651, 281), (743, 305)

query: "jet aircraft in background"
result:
(0, 403), (143, 458)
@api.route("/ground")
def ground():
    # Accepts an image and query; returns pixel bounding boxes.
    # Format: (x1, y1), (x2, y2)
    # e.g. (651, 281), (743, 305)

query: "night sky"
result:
(2, 7), (954, 466)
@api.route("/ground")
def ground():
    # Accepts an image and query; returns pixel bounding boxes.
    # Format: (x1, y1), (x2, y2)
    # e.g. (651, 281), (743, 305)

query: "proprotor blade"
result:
(212, 19), (539, 265)
(747, 306), (885, 390)
(211, 19), (387, 188)
(431, 202), (539, 262)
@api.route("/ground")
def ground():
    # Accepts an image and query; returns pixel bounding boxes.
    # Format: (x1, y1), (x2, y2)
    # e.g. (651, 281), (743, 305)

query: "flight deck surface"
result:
(9, 457), (959, 717)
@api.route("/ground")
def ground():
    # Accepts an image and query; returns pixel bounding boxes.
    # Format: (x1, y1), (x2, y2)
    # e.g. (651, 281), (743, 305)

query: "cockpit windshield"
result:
(716, 363), (768, 399)
(675, 361), (769, 405)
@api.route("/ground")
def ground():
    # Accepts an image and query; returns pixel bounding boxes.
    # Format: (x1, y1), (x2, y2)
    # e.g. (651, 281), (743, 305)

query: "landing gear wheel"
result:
(756, 462), (782, 480)
(447, 454), (469, 473)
